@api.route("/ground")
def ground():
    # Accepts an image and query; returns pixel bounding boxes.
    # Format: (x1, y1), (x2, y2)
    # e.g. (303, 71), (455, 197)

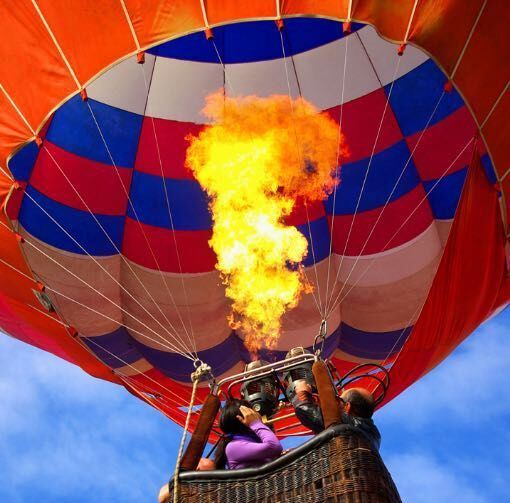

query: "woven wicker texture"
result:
(174, 432), (401, 503)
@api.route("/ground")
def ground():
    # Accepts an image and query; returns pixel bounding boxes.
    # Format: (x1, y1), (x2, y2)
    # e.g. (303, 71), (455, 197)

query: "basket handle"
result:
(180, 393), (221, 471)
(312, 360), (342, 428)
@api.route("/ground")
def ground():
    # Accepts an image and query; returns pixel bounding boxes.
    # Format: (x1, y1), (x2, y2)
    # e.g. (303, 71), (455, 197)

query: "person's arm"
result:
(247, 419), (283, 457)
(291, 380), (324, 434)
(197, 457), (216, 470)
(227, 406), (283, 466)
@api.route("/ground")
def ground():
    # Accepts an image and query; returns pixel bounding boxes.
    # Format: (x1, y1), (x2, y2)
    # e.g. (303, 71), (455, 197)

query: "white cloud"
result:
(386, 452), (487, 503)
(376, 313), (510, 503)
(0, 310), (508, 502)
(0, 336), (180, 503)
(377, 315), (510, 428)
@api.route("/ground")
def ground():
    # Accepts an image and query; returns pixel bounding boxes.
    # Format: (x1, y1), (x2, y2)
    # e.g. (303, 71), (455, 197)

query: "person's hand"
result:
(294, 379), (312, 395)
(237, 405), (261, 426)
(197, 457), (215, 471)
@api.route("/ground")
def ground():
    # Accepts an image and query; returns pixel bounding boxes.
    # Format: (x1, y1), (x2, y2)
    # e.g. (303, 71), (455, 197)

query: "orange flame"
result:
(186, 92), (344, 350)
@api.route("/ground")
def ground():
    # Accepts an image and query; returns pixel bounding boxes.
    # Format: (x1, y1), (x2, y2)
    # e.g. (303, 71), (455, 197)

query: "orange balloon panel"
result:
(35, 0), (136, 86)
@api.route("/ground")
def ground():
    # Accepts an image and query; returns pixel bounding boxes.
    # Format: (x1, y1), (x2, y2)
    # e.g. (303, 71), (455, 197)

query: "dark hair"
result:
(219, 399), (254, 436)
(342, 389), (375, 418)
(214, 399), (256, 469)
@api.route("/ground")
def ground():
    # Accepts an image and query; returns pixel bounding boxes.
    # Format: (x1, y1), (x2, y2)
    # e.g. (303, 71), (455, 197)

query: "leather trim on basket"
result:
(170, 423), (367, 486)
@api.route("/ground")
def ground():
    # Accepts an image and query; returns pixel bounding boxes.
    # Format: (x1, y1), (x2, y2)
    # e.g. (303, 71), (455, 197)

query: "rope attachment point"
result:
(313, 319), (327, 356)
(191, 359), (214, 384)
(275, 18), (285, 31)
(172, 359), (216, 503)
(204, 27), (214, 40)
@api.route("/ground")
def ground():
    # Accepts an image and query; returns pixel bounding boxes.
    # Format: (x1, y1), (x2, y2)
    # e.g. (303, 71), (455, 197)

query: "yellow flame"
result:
(186, 92), (344, 351)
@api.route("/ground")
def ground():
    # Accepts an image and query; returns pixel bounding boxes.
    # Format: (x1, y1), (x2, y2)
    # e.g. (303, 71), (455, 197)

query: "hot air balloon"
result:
(0, 2), (509, 499)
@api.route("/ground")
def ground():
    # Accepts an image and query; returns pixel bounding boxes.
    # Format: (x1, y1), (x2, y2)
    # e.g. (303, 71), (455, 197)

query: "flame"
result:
(186, 92), (344, 350)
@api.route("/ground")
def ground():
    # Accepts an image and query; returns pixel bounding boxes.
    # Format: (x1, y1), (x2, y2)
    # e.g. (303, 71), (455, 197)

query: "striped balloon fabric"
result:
(1, 4), (508, 434)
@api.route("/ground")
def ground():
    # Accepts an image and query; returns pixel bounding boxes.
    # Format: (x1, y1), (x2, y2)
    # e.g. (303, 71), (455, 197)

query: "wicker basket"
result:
(170, 424), (401, 503)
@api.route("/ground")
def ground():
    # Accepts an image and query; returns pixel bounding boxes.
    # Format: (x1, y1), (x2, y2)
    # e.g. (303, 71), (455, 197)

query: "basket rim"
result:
(170, 423), (372, 487)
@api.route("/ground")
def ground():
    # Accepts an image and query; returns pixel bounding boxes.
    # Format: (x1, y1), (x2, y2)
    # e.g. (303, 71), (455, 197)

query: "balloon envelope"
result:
(0, 3), (508, 434)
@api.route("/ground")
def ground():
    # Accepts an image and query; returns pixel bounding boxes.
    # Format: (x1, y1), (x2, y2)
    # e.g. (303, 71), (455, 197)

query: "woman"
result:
(157, 400), (282, 502)
(216, 399), (283, 470)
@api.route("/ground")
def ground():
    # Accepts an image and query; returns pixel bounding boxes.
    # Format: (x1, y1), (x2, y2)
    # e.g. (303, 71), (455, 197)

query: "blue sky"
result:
(1, 310), (509, 503)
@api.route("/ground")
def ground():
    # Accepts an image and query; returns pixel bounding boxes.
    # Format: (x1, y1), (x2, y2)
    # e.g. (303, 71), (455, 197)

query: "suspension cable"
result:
(325, 89), (447, 318)
(324, 33), (350, 313)
(85, 98), (198, 357)
(0, 234), (197, 410)
(211, 31), (324, 318)
(20, 188), (194, 357)
(327, 137), (476, 316)
(279, 27), (325, 317)
(137, 66), (199, 356)
(19, 231), (194, 357)
(172, 361), (213, 503)
(325, 43), (403, 316)
(83, 335), (193, 409)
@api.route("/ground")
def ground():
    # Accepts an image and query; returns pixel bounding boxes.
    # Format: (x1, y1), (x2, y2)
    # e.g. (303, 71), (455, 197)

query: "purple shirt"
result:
(225, 420), (283, 470)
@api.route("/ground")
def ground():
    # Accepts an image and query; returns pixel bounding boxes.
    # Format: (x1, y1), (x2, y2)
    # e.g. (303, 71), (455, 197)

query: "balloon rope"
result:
(31, 0), (81, 91)
(279, 28), (325, 318)
(0, 164), (14, 183)
(368, 303), (424, 395)
(402, 0), (420, 46)
(172, 372), (201, 503)
(83, 336), (193, 410)
(118, 0), (141, 52)
(199, 0), (210, 29)
(137, 68), (198, 356)
(324, 32), (350, 314)
(38, 144), (192, 355)
(35, 297), (198, 424)
(31, 295), (196, 412)
(0, 234), (196, 410)
(18, 221), (194, 358)
(79, 341), (192, 413)
(85, 99), (197, 357)
(481, 80), (509, 129)
(211, 35), (324, 317)
(119, 374), (193, 417)
(0, 80), (192, 353)
(16, 162), (191, 355)
(369, 138), (480, 395)
(210, 40), (235, 94)
(41, 265), (192, 357)
(327, 136), (476, 316)
(324, 88), (447, 318)
(326, 0), (492, 318)
(0, 84), (35, 138)
(0, 246), (36, 284)
(324, 36), (402, 317)
(0, 84), (28, 181)
(346, 0), (353, 20)
(118, 374), (187, 421)
(0, 220), (190, 356)
(450, 0), (487, 80)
